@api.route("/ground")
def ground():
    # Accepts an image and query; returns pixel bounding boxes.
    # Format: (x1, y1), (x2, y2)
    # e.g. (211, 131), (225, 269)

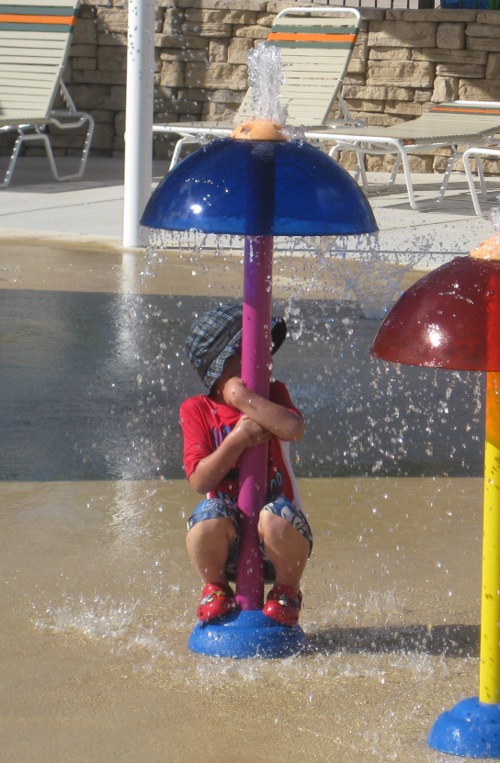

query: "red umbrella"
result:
(372, 234), (500, 758)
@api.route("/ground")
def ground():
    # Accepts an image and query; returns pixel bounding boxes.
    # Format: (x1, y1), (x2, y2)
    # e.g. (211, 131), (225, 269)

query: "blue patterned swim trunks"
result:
(187, 495), (313, 581)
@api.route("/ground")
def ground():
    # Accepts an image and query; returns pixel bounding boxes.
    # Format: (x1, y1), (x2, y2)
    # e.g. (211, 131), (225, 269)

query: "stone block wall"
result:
(4, 0), (500, 175)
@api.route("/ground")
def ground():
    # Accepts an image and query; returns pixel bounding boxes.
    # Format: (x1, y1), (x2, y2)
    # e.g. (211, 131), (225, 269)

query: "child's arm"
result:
(221, 377), (304, 443)
(187, 416), (270, 495)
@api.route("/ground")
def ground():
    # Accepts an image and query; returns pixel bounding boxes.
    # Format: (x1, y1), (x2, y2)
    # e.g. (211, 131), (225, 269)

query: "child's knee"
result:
(259, 496), (313, 555)
(187, 515), (237, 543)
(258, 510), (300, 546)
(258, 508), (285, 536)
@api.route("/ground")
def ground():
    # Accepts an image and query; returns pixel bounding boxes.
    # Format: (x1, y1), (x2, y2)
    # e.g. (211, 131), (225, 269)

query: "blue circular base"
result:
(188, 609), (307, 659)
(428, 697), (500, 758)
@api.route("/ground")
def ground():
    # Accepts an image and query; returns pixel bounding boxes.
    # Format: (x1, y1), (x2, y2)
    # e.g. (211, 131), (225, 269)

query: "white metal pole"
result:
(123, 0), (155, 248)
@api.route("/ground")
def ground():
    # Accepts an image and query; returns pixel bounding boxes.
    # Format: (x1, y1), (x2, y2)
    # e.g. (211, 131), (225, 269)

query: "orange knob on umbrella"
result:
(471, 234), (500, 261)
(231, 119), (288, 141)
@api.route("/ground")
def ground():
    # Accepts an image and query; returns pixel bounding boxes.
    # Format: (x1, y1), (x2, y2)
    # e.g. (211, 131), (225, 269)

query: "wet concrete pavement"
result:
(0, 153), (498, 763)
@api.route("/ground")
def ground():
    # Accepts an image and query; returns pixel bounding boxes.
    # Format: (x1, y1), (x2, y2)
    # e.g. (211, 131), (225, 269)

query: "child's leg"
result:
(186, 497), (239, 585)
(186, 498), (240, 622)
(257, 510), (309, 589)
(186, 516), (237, 585)
(258, 496), (313, 626)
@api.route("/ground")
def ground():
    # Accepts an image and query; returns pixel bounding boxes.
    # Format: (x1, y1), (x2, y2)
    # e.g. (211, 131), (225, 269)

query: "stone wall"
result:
(5, 0), (500, 174)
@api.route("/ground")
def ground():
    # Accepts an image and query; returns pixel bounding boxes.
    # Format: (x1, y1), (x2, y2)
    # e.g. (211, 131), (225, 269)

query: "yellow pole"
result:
(479, 371), (500, 704)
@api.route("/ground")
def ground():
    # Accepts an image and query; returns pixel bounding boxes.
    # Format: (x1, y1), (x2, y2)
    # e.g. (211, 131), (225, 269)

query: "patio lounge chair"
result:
(462, 146), (500, 216)
(0, 0), (94, 187)
(153, 6), (361, 169)
(305, 101), (500, 210)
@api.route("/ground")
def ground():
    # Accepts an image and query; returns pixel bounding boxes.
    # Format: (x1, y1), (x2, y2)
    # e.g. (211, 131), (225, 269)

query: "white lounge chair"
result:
(0, 0), (94, 187)
(153, 6), (361, 169)
(305, 101), (500, 210)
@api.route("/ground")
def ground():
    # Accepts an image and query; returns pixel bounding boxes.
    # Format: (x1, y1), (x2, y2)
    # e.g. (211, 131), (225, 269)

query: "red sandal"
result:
(197, 583), (236, 622)
(263, 584), (302, 627)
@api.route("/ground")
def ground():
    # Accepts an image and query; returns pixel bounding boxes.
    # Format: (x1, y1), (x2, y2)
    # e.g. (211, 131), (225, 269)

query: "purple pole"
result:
(236, 235), (274, 611)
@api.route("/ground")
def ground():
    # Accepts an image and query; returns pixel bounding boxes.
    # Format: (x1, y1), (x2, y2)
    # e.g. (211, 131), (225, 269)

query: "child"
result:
(180, 304), (312, 626)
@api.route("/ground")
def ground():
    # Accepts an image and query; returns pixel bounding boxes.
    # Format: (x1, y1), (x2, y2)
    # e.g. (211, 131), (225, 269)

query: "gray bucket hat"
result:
(186, 304), (287, 388)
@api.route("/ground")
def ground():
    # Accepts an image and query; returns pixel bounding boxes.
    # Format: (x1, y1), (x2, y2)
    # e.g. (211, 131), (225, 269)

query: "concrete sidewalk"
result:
(0, 155), (498, 267)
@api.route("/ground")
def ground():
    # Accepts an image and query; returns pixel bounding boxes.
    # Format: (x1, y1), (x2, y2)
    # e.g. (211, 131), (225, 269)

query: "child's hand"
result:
(234, 415), (271, 446)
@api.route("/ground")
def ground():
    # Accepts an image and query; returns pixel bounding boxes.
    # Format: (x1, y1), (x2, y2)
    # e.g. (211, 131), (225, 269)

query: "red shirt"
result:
(179, 380), (300, 505)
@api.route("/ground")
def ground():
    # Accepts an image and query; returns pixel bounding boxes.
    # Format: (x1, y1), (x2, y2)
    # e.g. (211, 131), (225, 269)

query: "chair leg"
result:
(435, 147), (458, 205)
(329, 142), (369, 190)
(169, 135), (197, 170)
(353, 148), (369, 190)
(398, 148), (420, 210)
(475, 155), (487, 198)
(388, 156), (401, 187)
(0, 115), (95, 187)
(45, 113), (95, 181)
(1, 133), (25, 187)
(462, 149), (485, 216)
